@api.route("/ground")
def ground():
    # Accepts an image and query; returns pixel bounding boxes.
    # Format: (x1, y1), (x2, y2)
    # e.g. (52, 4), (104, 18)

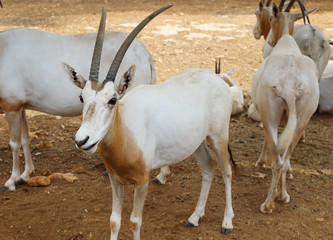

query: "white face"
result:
(75, 80), (117, 153)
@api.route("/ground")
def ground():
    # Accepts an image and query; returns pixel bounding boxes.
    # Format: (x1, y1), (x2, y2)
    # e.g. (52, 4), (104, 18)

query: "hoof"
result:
(184, 221), (195, 228)
(222, 228), (233, 235)
(151, 178), (161, 184)
(260, 203), (274, 214)
(0, 186), (10, 192)
(286, 172), (293, 180)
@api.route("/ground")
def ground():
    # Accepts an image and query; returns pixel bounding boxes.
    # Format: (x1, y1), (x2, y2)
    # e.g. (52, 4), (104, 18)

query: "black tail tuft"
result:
(228, 144), (238, 173)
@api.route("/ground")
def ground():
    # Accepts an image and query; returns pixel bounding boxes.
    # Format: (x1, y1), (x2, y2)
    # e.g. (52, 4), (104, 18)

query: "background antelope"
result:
(0, 6), (157, 191)
(251, 2), (319, 213)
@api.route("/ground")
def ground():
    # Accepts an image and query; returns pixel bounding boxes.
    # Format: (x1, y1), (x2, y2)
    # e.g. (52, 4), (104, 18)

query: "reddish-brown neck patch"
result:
(98, 104), (150, 186)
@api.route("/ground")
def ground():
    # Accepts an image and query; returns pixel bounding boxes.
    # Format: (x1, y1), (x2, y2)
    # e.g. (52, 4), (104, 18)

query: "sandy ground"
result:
(0, 0), (332, 239)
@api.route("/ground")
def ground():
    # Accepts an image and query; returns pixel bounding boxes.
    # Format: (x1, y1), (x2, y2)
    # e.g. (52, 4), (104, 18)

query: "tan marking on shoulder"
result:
(98, 104), (150, 186)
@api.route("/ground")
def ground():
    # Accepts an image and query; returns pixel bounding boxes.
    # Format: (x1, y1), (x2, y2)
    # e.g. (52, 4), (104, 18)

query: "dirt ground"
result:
(0, 0), (333, 239)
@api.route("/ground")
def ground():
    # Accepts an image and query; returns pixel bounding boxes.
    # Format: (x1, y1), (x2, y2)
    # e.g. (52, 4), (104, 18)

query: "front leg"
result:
(108, 174), (124, 240)
(131, 183), (149, 240)
(2, 111), (23, 191)
(20, 110), (34, 182)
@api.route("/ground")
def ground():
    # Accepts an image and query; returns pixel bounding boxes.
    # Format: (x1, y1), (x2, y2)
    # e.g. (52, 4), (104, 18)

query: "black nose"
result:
(75, 136), (89, 148)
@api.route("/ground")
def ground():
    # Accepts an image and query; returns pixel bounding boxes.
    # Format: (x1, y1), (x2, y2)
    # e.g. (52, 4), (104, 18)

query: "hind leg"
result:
(186, 141), (215, 227)
(278, 109), (315, 203)
(152, 166), (170, 185)
(258, 100), (284, 213)
(209, 135), (234, 234)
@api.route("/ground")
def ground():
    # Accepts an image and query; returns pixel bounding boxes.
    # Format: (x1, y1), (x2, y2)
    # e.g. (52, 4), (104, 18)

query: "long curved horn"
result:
(284, 0), (296, 12)
(105, 4), (173, 82)
(89, 7), (107, 81)
(266, 0), (272, 7)
(296, 0), (309, 24)
(278, 0), (286, 12)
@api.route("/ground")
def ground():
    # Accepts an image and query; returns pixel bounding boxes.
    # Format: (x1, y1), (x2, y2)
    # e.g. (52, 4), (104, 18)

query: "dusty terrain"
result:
(0, 0), (332, 239)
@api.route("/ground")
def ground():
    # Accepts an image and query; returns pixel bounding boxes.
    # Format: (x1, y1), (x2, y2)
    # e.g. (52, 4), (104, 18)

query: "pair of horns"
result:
(89, 5), (173, 82)
(277, 0), (309, 24)
(261, 0), (272, 7)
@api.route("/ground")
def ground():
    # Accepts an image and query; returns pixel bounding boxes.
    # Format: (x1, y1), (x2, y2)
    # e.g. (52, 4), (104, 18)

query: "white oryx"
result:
(251, 2), (319, 213)
(64, 5), (236, 239)
(153, 59), (244, 185)
(0, 11), (156, 191)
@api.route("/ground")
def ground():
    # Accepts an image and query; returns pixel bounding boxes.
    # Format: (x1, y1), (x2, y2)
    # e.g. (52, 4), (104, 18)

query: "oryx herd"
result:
(0, 1), (332, 239)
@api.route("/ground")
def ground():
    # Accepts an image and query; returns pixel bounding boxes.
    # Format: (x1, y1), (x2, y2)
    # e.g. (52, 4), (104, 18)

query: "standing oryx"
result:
(0, 9), (156, 191)
(251, 2), (319, 213)
(64, 5), (236, 239)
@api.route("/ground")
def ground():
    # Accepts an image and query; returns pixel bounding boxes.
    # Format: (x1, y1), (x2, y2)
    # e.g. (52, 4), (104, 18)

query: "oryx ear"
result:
(117, 65), (136, 97)
(62, 62), (87, 89)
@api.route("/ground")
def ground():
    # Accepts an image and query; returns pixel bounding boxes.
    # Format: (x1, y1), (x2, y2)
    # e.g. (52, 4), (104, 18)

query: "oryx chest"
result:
(97, 107), (150, 186)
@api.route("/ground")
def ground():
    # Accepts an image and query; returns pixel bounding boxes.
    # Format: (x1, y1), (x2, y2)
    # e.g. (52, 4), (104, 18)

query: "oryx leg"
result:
(19, 110), (34, 182)
(1, 110), (30, 191)
(152, 166), (170, 184)
(130, 183), (149, 240)
(256, 139), (268, 168)
(277, 108), (315, 203)
(109, 173), (124, 240)
(259, 100), (284, 213)
(186, 141), (215, 227)
(211, 136), (234, 234)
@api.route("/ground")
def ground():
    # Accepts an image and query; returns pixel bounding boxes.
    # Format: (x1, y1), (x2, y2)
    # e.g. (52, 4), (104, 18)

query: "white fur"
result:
(0, 28), (155, 191)
(252, 7), (319, 214)
(319, 60), (333, 113)
(218, 69), (244, 115)
(68, 67), (234, 239)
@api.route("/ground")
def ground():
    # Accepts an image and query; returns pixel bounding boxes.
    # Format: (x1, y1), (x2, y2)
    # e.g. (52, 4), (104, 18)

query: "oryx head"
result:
(63, 5), (172, 153)
(268, 0), (317, 47)
(253, 0), (272, 40)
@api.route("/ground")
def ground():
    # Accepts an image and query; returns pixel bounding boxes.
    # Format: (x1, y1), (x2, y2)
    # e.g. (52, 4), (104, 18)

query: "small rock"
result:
(27, 176), (51, 187)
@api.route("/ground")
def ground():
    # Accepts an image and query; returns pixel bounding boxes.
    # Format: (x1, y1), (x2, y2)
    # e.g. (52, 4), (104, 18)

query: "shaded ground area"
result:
(0, 0), (332, 239)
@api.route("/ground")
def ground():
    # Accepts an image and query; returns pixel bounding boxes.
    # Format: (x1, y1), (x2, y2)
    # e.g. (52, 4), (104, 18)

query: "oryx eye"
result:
(79, 95), (83, 103)
(108, 97), (117, 105)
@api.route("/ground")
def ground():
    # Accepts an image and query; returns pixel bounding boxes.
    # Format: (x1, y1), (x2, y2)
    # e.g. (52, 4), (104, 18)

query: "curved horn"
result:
(265, 0), (272, 6)
(278, 0), (286, 12)
(105, 4), (173, 82)
(296, 0), (309, 24)
(284, 0), (296, 12)
(89, 7), (107, 81)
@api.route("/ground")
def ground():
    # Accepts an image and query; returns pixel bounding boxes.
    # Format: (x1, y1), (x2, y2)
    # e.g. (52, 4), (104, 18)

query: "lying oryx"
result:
(251, 3), (319, 213)
(64, 5), (236, 239)
(319, 60), (333, 113)
(0, 11), (156, 191)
